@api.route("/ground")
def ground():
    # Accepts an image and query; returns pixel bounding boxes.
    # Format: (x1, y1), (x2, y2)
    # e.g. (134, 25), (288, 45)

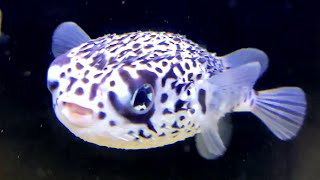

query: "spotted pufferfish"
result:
(47, 22), (307, 159)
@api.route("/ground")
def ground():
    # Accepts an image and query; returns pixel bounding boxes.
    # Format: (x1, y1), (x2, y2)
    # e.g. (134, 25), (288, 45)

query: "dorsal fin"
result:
(52, 21), (91, 58)
(219, 48), (269, 76)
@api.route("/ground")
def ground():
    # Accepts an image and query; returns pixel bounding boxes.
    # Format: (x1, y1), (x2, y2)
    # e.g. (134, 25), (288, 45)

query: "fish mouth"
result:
(61, 102), (94, 127)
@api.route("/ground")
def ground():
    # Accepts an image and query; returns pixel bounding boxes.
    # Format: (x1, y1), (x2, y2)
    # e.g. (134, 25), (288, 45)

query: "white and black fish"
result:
(47, 22), (307, 159)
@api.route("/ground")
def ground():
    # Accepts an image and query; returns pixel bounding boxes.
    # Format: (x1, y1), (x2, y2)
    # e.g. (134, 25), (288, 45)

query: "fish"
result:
(47, 21), (307, 159)
(0, 8), (10, 46)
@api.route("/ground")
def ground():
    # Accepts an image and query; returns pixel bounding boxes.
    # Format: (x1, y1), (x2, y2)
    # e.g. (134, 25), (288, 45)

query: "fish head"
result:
(47, 45), (172, 147)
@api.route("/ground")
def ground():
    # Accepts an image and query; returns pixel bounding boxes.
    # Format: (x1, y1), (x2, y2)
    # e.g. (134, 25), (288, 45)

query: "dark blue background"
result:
(0, 0), (319, 179)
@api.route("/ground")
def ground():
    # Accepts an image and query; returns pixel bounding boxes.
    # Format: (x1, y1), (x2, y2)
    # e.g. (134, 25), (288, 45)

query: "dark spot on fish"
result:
(91, 53), (107, 70)
(110, 81), (115, 87)
(143, 38), (152, 42)
(75, 87), (84, 95)
(132, 43), (141, 48)
(161, 65), (177, 87)
(149, 55), (167, 62)
(172, 130), (179, 134)
(82, 78), (89, 83)
(175, 42), (181, 48)
(94, 73), (103, 78)
(98, 112), (106, 120)
(100, 71), (113, 83)
(60, 72), (65, 78)
(196, 74), (202, 80)
(144, 44), (154, 49)
(146, 63), (152, 68)
(155, 67), (163, 74)
(184, 83), (192, 91)
(133, 49), (143, 55)
(98, 102), (104, 108)
(179, 116), (185, 121)
(128, 130), (134, 135)
(161, 123), (166, 128)
(198, 57), (206, 64)
(173, 37), (181, 42)
(172, 121), (180, 129)
(89, 83), (99, 100)
(109, 56), (118, 65)
(187, 90), (191, 96)
(66, 77), (77, 92)
(171, 80), (178, 89)
(84, 70), (90, 76)
(154, 49), (168, 53)
(119, 49), (132, 58)
(198, 89), (206, 114)
(175, 84), (184, 95)
(139, 129), (152, 139)
(174, 99), (187, 112)
(158, 41), (169, 46)
(109, 120), (116, 126)
(67, 68), (72, 73)
(162, 61), (168, 67)
(163, 108), (172, 115)
(250, 99), (254, 107)
(185, 62), (190, 70)
(122, 56), (139, 65)
(190, 108), (195, 114)
(188, 73), (193, 81)
(176, 63), (185, 75)
(167, 56), (174, 60)
(48, 81), (59, 91)
(176, 54), (183, 60)
(76, 62), (84, 70)
(191, 59), (197, 67)
(160, 93), (168, 103)
(159, 132), (166, 137)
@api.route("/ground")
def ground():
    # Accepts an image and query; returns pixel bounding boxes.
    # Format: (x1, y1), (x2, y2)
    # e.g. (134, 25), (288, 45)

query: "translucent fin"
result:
(52, 21), (90, 57)
(195, 116), (232, 160)
(220, 48), (269, 77)
(252, 87), (307, 140)
(209, 62), (261, 89)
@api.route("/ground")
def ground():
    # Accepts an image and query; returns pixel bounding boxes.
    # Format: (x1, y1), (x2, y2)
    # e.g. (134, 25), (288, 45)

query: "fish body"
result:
(47, 22), (307, 159)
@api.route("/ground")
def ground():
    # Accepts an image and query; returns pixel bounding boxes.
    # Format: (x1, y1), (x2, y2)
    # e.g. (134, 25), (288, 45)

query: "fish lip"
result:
(64, 102), (93, 116)
(59, 102), (95, 128)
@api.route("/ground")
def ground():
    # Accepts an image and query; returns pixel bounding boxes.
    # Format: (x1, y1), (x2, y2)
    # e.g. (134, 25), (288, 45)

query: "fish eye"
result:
(130, 83), (154, 114)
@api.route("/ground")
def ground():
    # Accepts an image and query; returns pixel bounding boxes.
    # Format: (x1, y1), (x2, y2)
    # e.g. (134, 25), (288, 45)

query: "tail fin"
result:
(251, 87), (307, 140)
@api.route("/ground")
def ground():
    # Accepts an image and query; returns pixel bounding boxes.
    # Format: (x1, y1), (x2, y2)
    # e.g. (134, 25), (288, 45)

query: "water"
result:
(0, 0), (319, 179)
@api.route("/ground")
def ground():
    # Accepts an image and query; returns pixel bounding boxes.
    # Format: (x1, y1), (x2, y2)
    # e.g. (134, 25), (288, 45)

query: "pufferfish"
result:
(47, 22), (307, 159)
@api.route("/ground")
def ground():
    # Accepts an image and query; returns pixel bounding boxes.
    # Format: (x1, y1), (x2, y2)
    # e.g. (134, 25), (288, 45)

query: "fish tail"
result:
(250, 87), (307, 140)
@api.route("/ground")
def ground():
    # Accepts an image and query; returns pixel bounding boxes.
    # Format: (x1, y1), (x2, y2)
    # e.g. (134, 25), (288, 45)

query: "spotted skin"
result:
(47, 31), (225, 149)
